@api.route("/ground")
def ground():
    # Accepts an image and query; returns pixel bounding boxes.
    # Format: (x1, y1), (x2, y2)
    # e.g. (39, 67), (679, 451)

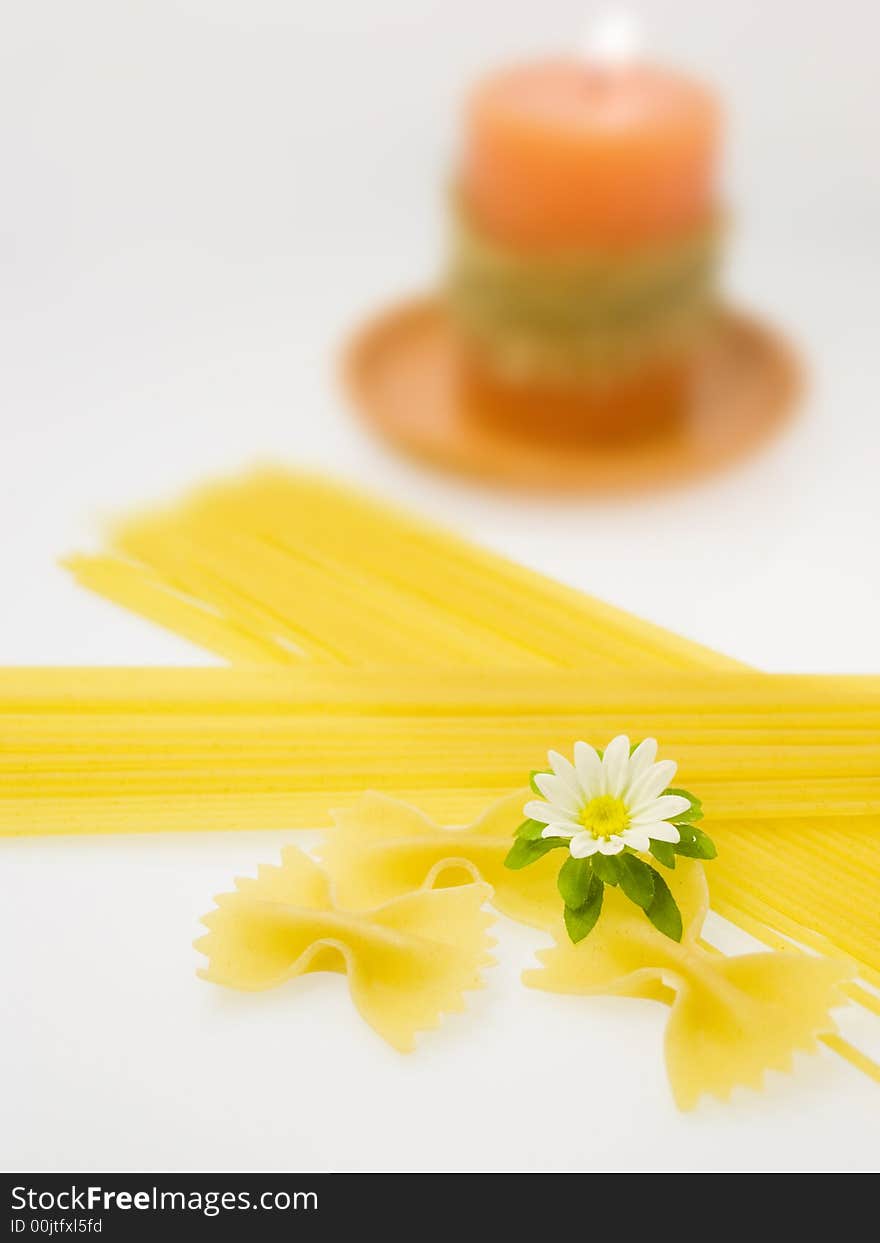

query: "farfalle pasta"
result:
(196, 846), (495, 1052)
(523, 860), (851, 1109)
(321, 791), (852, 1105)
(321, 790), (562, 930)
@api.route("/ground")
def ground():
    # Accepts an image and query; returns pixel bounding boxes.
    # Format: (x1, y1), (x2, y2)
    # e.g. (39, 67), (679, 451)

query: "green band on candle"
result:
(446, 203), (722, 382)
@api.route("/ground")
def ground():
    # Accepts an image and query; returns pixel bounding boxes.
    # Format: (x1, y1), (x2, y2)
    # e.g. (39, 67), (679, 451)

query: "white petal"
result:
(620, 827), (651, 852)
(546, 750), (581, 797)
(626, 737), (658, 785)
(523, 799), (571, 825)
(573, 740), (603, 798)
(626, 759), (678, 812)
(643, 821), (681, 844)
(597, 834), (626, 855)
(542, 823), (577, 840)
(602, 735), (630, 797)
(630, 794), (691, 825)
(523, 799), (553, 824)
(569, 832), (600, 858)
(533, 772), (582, 815)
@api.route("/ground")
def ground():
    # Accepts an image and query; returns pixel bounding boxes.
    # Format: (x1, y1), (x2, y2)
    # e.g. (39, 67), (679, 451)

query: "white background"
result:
(1, 0), (879, 1173)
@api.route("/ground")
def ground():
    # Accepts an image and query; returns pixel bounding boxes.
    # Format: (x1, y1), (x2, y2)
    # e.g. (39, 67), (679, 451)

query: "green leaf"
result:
(673, 824), (717, 860)
(515, 818), (546, 841)
(563, 875), (604, 943)
(592, 853), (620, 885)
(529, 770), (549, 796)
(665, 787), (702, 823)
(643, 867), (683, 941)
(503, 836), (567, 870)
(617, 853), (655, 909)
(557, 856), (594, 907)
(693, 827), (717, 859)
(649, 839), (676, 869)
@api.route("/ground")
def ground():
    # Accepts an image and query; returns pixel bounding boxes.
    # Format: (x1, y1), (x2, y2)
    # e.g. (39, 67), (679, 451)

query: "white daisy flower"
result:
(524, 736), (688, 859)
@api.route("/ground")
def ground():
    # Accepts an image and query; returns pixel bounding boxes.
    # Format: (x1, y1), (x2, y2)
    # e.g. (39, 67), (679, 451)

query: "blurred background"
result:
(1, 0), (878, 670)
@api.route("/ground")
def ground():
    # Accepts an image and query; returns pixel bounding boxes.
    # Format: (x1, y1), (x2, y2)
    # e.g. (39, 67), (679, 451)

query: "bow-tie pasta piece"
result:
(523, 859), (850, 1109)
(196, 847), (495, 1052)
(321, 789), (563, 929)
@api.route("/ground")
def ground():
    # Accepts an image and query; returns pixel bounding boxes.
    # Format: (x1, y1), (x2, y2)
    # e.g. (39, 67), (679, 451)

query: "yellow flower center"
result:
(580, 795), (630, 839)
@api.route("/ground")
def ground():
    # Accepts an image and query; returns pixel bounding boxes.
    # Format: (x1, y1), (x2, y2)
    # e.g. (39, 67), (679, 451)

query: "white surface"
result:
(1, 0), (879, 1173)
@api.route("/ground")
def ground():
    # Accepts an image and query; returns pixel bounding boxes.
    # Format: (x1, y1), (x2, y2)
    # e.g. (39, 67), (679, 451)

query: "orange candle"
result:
(460, 58), (721, 251)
